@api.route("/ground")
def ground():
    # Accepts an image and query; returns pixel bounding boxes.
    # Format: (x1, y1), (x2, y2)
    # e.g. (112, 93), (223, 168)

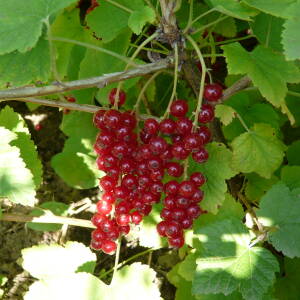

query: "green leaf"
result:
(243, 0), (296, 18)
(281, 166), (300, 189)
(193, 218), (279, 299)
(189, 143), (237, 214)
(213, 17), (237, 38)
(128, 6), (155, 34)
(251, 13), (284, 52)
(231, 123), (286, 178)
(27, 201), (69, 232)
(109, 263), (161, 300)
(22, 242), (96, 280)
(0, 106), (43, 188)
(0, 127), (36, 206)
(205, 0), (257, 20)
(24, 273), (107, 300)
(86, 2), (128, 43)
(178, 252), (197, 282)
(282, 1), (300, 60)
(274, 257), (300, 300)
(0, 0), (77, 54)
(79, 28), (131, 79)
(287, 140), (300, 165)
(215, 104), (236, 125)
(257, 182), (300, 258)
(0, 37), (50, 87)
(245, 173), (279, 202)
(222, 43), (300, 108)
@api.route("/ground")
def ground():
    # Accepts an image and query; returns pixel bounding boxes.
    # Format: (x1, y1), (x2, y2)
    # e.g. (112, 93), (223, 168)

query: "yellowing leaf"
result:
(215, 104), (236, 125)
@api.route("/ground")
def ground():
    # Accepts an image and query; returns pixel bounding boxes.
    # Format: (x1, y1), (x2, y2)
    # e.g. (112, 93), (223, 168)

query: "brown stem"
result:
(1, 213), (96, 229)
(0, 58), (172, 100)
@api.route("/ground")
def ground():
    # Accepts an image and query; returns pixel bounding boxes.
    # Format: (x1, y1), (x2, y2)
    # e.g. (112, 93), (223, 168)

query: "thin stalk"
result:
(183, 158), (189, 180)
(191, 16), (229, 35)
(144, 0), (161, 21)
(105, 0), (133, 13)
(129, 43), (169, 55)
(235, 112), (250, 132)
(134, 71), (163, 112)
(183, 0), (194, 34)
(50, 37), (138, 67)
(163, 43), (179, 119)
(200, 35), (255, 49)
(99, 248), (154, 279)
(184, 8), (217, 33)
(115, 32), (159, 108)
(111, 237), (122, 284)
(186, 35), (206, 129)
(287, 90), (300, 98)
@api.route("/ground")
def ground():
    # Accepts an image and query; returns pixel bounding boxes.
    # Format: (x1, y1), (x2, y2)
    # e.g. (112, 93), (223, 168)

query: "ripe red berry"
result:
(157, 221), (169, 236)
(109, 88), (126, 107)
(175, 195), (190, 209)
(190, 172), (206, 187)
(191, 189), (204, 203)
(176, 117), (193, 135)
(91, 240), (103, 250)
(198, 104), (215, 123)
(119, 225), (130, 235)
(91, 228), (107, 241)
(102, 192), (116, 204)
(150, 169), (164, 182)
(163, 196), (176, 209)
(116, 214), (131, 226)
(186, 204), (202, 219)
(204, 83), (223, 102)
(144, 118), (160, 135)
(101, 240), (117, 254)
(168, 235), (185, 248)
(165, 221), (182, 238)
(122, 174), (138, 190)
(106, 227), (120, 240)
(160, 119), (176, 135)
(178, 180), (197, 198)
(91, 213), (107, 227)
(96, 200), (112, 215)
(171, 208), (186, 221)
(114, 186), (130, 200)
(166, 162), (183, 178)
(104, 109), (122, 129)
(93, 110), (106, 129)
(99, 175), (117, 192)
(171, 142), (190, 160)
(170, 99), (189, 117)
(34, 124), (42, 131)
(164, 180), (179, 195)
(181, 218), (193, 229)
(149, 136), (168, 155)
(147, 156), (163, 171)
(197, 126), (211, 144)
(192, 148), (209, 163)
(131, 211), (143, 224)
(122, 111), (137, 129)
(183, 133), (203, 152)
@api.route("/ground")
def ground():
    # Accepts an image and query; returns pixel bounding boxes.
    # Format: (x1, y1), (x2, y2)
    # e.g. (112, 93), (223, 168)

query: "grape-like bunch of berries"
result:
(90, 83), (222, 254)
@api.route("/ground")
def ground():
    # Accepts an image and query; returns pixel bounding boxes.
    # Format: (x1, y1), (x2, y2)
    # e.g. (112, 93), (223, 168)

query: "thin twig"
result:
(0, 58), (172, 99)
(1, 213), (96, 229)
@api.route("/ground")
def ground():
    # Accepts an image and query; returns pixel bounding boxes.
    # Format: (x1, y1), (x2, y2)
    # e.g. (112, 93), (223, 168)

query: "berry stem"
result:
(186, 35), (207, 130)
(114, 32), (159, 108)
(183, 0), (194, 34)
(104, 0), (133, 13)
(134, 71), (163, 113)
(191, 15), (229, 35)
(163, 43), (179, 119)
(235, 112), (250, 132)
(111, 237), (122, 284)
(200, 35), (256, 49)
(183, 157), (189, 180)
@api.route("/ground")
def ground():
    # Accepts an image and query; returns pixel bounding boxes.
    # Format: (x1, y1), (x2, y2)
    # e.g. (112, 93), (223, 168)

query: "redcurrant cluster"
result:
(90, 83), (222, 253)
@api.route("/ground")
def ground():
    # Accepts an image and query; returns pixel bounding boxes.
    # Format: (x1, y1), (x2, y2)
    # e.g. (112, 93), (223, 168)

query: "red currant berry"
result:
(160, 208), (172, 220)
(168, 235), (185, 248)
(120, 159), (136, 174)
(109, 88), (126, 107)
(160, 119), (176, 135)
(186, 204), (202, 219)
(204, 83), (223, 102)
(96, 200), (112, 215)
(139, 204), (152, 216)
(150, 169), (164, 182)
(119, 225), (130, 235)
(175, 195), (190, 209)
(131, 211), (143, 224)
(147, 156), (163, 171)
(102, 192), (116, 204)
(114, 186), (130, 200)
(100, 218), (115, 233)
(91, 228), (107, 241)
(150, 181), (164, 194)
(197, 126), (211, 144)
(166, 162), (183, 178)
(176, 117), (193, 135)
(91, 213), (107, 227)
(101, 240), (117, 254)
(106, 226), (120, 240)
(115, 201), (131, 215)
(142, 192), (159, 205)
(198, 104), (215, 123)
(104, 109), (122, 129)
(165, 221), (182, 238)
(144, 118), (159, 135)
(190, 172), (206, 187)
(90, 240), (103, 250)
(122, 174), (138, 190)
(140, 129), (153, 144)
(112, 142), (128, 159)
(122, 111), (137, 129)
(157, 221), (169, 236)
(191, 189), (204, 203)
(170, 99), (189, 117)
(192, 148), (209, 163)
(171, 208), (186, 221)
(182, 218), (193, 229)
(183, 133), (203, 152)
(138, 175), (151, 188)
(99, 176), (117, 192)
(163, 195), (176, 209)
(93, 110), (106, 129)
(172, 142), (190, 160)
(139, 145), (153, 160)
(149, 137), (168, 155)
(178, 180), (197, 198)
(116, 214), (131, 226)
(164, 180), (179, 195)
(34, 124), (42, 131)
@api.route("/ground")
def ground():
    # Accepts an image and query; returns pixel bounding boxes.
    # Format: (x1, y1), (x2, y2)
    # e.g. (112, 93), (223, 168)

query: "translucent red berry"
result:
(109, 88), (126, 107)
(101, 240), (117, 254)
(198, 104), (215, 123)
(144, 118), (160, 135)
(160, 119), (176, 135)
(204, 83), (223, 102)
(192, 148), (209, 163)
(190, 172), (206, 187)
(170, 99), (189, 117)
